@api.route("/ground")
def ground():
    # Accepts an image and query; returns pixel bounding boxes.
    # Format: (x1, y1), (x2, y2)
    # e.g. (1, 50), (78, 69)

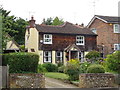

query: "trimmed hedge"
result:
(86, 64), (105, 73)
(38, 64), (47, 73)
(3, 52), (39, 73)
(42, 63), (58, 72)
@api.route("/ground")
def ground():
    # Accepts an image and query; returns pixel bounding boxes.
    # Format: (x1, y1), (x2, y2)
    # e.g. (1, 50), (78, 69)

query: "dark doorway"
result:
(71, 51), (78, 59)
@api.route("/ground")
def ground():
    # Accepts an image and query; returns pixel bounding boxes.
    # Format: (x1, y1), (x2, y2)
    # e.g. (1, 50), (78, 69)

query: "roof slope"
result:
(87, 15), (120, 27)
(96, 15), (120, 23)
(36, 22), (96, 35)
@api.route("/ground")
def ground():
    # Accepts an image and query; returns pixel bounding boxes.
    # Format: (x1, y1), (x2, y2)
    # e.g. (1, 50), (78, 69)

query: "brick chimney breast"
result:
(29, 16), (36, 28)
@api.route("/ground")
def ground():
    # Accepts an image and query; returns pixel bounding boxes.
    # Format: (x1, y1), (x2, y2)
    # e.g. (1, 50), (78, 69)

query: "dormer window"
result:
(76, 36), (85, 45)
(43, 34), (52, 44)
(114, 24), (120, 33)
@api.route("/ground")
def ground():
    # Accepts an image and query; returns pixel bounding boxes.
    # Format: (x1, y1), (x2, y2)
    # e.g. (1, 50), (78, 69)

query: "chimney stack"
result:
(29, 16), (36, 28)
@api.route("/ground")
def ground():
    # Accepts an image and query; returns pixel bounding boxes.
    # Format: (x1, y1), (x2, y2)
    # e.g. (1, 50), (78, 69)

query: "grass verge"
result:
(45, 72), (69, 80)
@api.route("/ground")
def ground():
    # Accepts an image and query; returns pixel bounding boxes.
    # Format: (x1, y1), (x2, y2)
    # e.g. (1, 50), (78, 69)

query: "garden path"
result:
(45, 77), (78, 88)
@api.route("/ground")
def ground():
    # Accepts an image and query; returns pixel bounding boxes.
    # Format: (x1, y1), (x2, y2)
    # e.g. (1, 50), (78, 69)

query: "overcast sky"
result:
(0, 0), (120, 25)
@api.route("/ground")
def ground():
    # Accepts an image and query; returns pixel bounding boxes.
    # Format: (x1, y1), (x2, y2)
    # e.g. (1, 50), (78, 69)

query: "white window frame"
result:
(76, 36), (85, 45)
(113, 24), (120, 33)
(43, 34), (52, 44)
(114, 44), (120, 50)
(79, 52), (84, 62)
(44, 51), (52, 63)
(91, 28), (97, 34)
(56, 51), (63, 62)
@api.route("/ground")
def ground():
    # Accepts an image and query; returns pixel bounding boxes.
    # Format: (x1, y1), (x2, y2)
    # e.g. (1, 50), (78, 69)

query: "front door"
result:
(71, 51), (78, 59)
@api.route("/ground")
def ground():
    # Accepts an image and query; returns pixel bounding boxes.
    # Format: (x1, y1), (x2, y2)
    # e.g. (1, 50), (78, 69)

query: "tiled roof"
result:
(95, 15), (120, 23)
(35, 22), (97, 35)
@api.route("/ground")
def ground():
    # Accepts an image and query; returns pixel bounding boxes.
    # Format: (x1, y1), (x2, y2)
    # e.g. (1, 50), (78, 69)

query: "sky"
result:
(0, 0), (120, 26)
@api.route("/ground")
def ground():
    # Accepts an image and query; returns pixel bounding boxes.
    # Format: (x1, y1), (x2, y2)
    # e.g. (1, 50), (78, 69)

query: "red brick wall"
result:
(89, 18), (120, 55)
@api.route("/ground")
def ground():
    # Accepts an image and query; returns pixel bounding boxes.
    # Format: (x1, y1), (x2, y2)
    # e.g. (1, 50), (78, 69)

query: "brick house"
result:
(87, 15), (120, 57)
(25, 17), (97, 65)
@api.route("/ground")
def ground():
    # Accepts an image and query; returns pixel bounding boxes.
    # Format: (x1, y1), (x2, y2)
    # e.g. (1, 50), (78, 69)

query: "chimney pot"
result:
(29, 16), (35, 28)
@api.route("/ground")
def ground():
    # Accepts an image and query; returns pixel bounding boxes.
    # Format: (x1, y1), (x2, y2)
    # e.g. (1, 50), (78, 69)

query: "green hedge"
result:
(86, 64), (105, 73)
(42, 63), (58, 72)
(3, 52), (39, 73)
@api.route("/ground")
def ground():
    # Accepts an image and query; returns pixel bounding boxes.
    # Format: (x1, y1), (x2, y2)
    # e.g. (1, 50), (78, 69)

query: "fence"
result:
(1, 65), (9, 88)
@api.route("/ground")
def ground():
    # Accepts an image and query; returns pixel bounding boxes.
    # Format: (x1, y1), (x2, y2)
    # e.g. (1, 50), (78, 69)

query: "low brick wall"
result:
(10, 73), (45, 88)
(79, 73), (115, 88)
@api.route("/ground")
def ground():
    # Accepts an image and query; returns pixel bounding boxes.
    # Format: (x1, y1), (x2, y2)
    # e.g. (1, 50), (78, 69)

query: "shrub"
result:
(85, 50), (100, 63)
(86, 64), (105, 73)
(104, 51), (120, 74)
(42, 63), (58, 72)
(3, 52), (39, 73)
(58, 65), (65, 73)
(57, 62), (63, 67)
(38, 64), (47, 73)
(65, 59), (80, 81)
(19, 45), (25, 52)
(79, 62), (91, 73)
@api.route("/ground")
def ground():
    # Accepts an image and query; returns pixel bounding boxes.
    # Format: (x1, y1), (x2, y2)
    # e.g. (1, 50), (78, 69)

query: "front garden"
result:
(2, 50), (120, 88)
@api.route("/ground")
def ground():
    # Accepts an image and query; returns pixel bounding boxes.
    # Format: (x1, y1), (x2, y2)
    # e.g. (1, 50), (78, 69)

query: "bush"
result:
(42, 63), (58, 72)
(86, 64), (105, 73)
(38, 64), (47, 73)
(19, 45), (25, 52)
(104, 51), (120, 74)
(57, 62), (63, 67)
(58, 65), (65, 73)
(85, 50), (100, 63)
(79, 62), (91, 73)
(65, 59), (80, 81)
(3, 52), (39, 73)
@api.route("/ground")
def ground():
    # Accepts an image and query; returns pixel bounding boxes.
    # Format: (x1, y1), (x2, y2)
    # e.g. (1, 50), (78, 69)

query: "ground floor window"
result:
(114, 44), (120, 50)
(44, 51), (52, 63)
(56, 51), (63, 63)
(79, 52), (84, 62)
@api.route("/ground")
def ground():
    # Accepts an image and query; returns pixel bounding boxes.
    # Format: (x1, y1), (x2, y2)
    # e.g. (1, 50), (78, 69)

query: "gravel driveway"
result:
(45, 77), (78, 88)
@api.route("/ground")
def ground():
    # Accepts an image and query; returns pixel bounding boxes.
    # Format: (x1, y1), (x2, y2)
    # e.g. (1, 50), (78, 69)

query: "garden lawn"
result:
(45, 72), (69, 80)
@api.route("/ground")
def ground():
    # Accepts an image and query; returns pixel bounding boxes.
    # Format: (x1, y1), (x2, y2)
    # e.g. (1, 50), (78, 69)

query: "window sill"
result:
(114, 32), (120, 34)
(43, 43), (52, 44)
(76, 44), (84, 46)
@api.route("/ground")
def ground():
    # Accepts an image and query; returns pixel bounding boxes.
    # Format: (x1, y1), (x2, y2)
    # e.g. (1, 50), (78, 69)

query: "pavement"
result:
(45, 77), (78, 88)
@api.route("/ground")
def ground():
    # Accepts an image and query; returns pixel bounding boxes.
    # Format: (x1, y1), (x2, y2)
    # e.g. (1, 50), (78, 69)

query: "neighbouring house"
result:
(87, 15), (120, 57)
(4, 34), (20, 53)
(25, 17), (97, 65)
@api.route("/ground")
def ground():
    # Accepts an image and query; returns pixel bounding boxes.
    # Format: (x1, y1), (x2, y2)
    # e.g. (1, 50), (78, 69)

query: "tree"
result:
(12, 18), (28, 45)
(1, 7), (28, 51)
(104, 51), (120, 73)
(42, 17), (64, 25)
(85, 50), (100, 63)
(42, 17), (53, 25)
(0, 7), (17, 51)
(52, 17), (64, 26)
